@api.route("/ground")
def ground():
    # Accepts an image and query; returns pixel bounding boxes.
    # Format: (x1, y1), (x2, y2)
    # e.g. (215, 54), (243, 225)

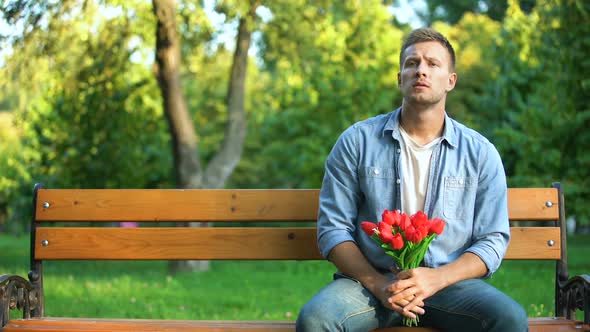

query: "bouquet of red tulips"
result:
(361, 209), (445, 327)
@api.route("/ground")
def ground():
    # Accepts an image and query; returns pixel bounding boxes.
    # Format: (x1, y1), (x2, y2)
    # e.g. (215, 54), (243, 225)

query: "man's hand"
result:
(327, 242), (426, 318)
(387, 267), (447, 317)
(371, 275), (425, 319)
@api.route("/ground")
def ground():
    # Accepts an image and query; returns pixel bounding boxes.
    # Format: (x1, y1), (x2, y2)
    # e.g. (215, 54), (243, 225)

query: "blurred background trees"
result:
(0, 0), (589, 235)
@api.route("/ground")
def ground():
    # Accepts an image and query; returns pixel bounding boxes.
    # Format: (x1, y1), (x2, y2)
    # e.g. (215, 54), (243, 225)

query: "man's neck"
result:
(399, 102), (445, 146)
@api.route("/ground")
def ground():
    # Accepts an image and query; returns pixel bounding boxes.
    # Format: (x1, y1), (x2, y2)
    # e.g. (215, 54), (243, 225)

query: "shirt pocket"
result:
(443, 176), (476, 220)
(359, 166), (396, 211)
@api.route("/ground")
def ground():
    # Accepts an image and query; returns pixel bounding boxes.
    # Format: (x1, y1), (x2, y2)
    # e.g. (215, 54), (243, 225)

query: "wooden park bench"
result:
(1, 182), (589, 332)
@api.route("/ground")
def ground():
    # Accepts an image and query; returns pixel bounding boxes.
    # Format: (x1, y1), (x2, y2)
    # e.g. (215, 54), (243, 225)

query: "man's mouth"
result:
(413, 81), (430, 88)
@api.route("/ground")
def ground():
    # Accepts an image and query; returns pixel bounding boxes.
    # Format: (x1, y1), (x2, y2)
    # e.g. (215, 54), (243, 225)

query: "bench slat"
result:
(507, 188), (559, 221)
(1, 318), (296, 331)
(35, 188), (559, 222)
(506, 227), (561, 259)
(35, 189), (320, 222)
(35, 227), (322, 260)
(3, 317), (587, 332)
(34, 227), (560, 260)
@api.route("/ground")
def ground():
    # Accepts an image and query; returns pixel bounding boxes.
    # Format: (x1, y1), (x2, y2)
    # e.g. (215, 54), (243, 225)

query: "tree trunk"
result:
(152, 0), (257, 273)
(152, 0), (202, 189)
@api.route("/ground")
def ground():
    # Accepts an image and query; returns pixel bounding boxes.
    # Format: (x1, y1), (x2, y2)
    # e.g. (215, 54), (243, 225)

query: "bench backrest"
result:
(26, 183), (568, 318)
(31, 184), (565, 262)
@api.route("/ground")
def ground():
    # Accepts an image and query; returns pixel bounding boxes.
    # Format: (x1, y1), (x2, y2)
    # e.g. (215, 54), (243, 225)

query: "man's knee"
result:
(296, 277), (387, 331)
(295, 300), (335, 331)
(502, 303), (529, 331)
(488, 300), (528, 332)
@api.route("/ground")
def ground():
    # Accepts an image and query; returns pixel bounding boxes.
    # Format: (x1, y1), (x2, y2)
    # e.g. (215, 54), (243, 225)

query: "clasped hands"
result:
(380, 267), (443, 319)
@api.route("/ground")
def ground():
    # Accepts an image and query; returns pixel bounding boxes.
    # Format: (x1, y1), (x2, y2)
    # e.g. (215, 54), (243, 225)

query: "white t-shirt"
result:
(399, 126), (442, 215)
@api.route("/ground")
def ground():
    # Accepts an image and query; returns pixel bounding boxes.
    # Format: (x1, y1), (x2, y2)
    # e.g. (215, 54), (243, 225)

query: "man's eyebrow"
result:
(404, 54), (443, 63)
(404, 55), (419, 62)
(424, 56), (442, 63)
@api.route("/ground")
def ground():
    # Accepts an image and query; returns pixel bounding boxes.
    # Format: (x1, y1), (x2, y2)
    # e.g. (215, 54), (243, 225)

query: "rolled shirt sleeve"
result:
(465, 142), (510, 278)
(317, 126), (362, 259)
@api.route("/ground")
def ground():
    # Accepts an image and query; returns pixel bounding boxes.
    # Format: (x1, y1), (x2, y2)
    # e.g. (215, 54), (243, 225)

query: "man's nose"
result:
(415, 63), (427, 77)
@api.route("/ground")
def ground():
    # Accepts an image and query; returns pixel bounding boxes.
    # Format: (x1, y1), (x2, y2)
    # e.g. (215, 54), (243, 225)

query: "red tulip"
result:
(378, 221), (394, 244)
(391, 233), (404, 250)
(382, 209), (402, 227)
(403, 224), (415, 242)
(361, 222), (378, 236)
(404, 225), (422, 243)
(429, 218), (446, 235)
(400, 213), (412, 231)
(416, 225), (428, 241)
(410, 211), (428, 228)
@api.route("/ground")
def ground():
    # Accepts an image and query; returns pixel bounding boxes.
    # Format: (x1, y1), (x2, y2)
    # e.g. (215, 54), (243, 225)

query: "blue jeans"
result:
(296, 273), (528, 332)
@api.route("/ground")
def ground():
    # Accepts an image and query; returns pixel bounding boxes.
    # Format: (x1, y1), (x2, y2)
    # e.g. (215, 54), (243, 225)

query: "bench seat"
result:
(3, 317), (588, 332)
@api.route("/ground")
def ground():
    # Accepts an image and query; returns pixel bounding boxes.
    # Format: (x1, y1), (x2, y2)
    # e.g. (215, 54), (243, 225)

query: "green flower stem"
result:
(403, 315), (419, 327)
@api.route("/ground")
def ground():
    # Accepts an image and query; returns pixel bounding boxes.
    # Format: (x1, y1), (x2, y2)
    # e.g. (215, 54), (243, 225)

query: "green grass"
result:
(1, 234), (589, 321)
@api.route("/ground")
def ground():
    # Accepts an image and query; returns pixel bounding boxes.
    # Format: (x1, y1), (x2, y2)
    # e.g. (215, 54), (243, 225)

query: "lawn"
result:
(1, 233), (588, 321)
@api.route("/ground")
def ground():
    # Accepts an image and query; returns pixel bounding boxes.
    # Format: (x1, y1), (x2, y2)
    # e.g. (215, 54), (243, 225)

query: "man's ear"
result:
(446, 72), (457, 92)
(397, 72), (401, 87)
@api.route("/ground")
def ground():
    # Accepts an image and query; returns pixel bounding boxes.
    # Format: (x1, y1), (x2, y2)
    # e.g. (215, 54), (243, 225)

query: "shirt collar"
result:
(381, 107), (458, 148)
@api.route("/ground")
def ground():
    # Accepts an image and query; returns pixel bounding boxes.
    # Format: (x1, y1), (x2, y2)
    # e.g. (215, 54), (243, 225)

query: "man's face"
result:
(398, 41), (457, 106)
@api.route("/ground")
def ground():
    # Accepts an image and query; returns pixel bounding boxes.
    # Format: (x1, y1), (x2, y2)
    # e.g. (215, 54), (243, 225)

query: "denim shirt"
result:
(317, 108), (510, 278)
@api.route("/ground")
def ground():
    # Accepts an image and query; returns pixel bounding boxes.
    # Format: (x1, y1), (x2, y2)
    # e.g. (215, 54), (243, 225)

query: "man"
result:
(296, 28), (528, 331)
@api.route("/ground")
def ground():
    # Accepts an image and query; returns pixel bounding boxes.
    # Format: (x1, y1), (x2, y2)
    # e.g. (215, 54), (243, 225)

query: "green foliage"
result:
(483, 0), (590, 223)
(431, 13), (501, 130)
(25, 10), (170, 187)
(0, 1), (173, 232)
(232, 0), (404, 189)
(0, 112), (30, 233)
(418, 0), (536, 24)
(1, 0), (590, 233)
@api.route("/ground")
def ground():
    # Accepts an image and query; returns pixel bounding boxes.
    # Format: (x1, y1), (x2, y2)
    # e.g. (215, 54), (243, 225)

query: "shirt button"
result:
(373, 169), (380, 175)
(397, 148), (401, 154)
(396, 179), (401, 184)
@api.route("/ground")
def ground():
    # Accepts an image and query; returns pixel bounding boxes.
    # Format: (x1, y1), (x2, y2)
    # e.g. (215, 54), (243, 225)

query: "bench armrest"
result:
(559, 274), (590, 325)
(0, 274), (39, 327)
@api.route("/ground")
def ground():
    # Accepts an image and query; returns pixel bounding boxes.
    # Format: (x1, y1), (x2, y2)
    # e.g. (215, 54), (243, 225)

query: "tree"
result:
(153, 0), (260, 272)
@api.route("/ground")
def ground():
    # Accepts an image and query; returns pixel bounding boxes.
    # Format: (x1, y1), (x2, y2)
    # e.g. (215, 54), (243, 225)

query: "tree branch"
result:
(203, 2), (259, 188)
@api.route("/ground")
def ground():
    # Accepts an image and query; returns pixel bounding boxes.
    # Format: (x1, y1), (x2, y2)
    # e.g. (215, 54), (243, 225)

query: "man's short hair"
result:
(400, 28), (456, 70)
